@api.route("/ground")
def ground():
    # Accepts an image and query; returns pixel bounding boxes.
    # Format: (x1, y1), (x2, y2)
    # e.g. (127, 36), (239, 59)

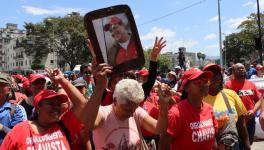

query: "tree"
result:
(224, 13), (264, 64)
(201, 53), (206, 61)
(21, 14), (92, 70)
(143, 49), (170, 73)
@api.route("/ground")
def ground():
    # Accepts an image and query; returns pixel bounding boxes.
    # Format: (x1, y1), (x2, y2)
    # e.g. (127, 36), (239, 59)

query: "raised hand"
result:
(150, 37), (166, 61)
(45, 68), (65, 84)
(157, 82), (171, 104)
(92, 63), (112, 89)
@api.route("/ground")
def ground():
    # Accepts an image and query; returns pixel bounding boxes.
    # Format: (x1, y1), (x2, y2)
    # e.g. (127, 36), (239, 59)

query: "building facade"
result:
(0, 23), (59, 72)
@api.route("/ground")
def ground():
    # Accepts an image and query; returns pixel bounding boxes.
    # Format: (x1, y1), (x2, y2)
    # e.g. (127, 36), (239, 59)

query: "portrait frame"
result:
(84, 5), (145, 76)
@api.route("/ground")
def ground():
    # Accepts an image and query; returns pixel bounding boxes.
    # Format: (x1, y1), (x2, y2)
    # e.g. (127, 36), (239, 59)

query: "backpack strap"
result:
(57, 120), (72, 150)
(220, 90), (233, 114)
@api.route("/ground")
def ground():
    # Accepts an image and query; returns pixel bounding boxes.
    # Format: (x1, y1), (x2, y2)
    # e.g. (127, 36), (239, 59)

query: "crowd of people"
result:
(0, 36), (263, 150)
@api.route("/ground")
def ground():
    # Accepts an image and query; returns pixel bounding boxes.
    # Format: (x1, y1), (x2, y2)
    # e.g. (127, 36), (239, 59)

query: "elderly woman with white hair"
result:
(82, 64), (170, 149)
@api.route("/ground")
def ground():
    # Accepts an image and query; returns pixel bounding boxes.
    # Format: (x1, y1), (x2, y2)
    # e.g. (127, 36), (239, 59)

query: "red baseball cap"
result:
(22, 78), (30, 91)
(178, 68), (213, 92)
(33, 90), (69, 107)
(29, 74), (46, 83)
(202, 63), (222, 72)
(12, 74), (24, 80)
(103, 16), (124, 32)
(138, 69), (149, 76)
(256, 64), (264, 70)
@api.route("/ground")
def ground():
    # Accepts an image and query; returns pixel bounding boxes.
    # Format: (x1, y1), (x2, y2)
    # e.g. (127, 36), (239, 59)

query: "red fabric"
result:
(115, 39), (138, 65)
(101, 89), (113, 106)
(29, 74), (45, 83)
(167, 100), (218, 150)
(178, 68), (213, 92)
(140, 92), (159, 136)
(225, 79), (261, 111)
(1, 111), (83, 150)
(33, 90), (69, 107)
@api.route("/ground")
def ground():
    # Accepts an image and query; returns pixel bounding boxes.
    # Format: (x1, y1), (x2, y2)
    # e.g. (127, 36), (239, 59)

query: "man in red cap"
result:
(104, 16), (137, 66)
(138, 68), (149, 83)
(20, 74), (47, 118)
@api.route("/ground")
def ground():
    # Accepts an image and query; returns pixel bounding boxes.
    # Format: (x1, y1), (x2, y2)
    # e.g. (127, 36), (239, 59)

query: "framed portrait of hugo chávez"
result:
(84, 4), (145, 76)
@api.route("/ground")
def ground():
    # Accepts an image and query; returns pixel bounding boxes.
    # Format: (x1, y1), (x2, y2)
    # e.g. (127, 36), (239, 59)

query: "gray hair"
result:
(113, 79), (144, 104)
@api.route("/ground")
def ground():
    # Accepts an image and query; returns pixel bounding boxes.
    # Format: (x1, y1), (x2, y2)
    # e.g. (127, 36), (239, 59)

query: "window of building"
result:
(50, 60), (54, 64)
(20, 61), (23, 66)
(25, 60), (27, 65)
(16, 62), (18, 66)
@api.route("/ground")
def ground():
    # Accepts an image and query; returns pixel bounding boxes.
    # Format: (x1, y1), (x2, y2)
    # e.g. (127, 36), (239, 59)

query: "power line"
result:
(138, 0), (207, 26)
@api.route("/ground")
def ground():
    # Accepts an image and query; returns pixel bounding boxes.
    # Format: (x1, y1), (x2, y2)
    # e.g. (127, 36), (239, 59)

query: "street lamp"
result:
(256, 0), (263, 65)
(217, 0), (223, 67)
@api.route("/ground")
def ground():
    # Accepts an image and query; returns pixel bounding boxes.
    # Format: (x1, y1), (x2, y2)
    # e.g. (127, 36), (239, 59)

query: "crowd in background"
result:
(0, 37), (263, 150)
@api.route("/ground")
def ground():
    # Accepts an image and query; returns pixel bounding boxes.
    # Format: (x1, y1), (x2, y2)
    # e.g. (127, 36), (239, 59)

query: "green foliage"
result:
(143, 48), (170, 73)
(21, 14), (91, 70)
(31, 63), (45, 70)
(224, 13), (264, 65)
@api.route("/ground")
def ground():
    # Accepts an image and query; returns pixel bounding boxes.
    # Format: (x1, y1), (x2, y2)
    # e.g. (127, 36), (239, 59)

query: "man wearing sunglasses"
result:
(104, 16), (137, 66)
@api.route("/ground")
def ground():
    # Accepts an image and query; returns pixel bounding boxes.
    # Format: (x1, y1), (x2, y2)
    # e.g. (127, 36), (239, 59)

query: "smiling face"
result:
(37, 98), (62, 123)
(110, 24), (129, 43)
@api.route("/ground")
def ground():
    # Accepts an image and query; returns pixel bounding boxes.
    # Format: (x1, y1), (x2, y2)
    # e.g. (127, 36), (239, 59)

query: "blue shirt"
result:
(0, 101), (27, 144)
(246, 67), (257, 79)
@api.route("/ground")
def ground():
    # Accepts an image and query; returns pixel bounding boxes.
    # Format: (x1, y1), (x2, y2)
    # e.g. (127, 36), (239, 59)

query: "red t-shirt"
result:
(115, 39), (138, 65)
(101, 88), (113, 106)
(167, 100), (218, 150)
(225, 79), (261, 111)
(1, 111), (83, 150)
(141, 92), (160, 136)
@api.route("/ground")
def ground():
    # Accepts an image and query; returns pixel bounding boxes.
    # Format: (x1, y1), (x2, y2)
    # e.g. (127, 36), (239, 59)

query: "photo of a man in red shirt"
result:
(103, 15), (138, 66)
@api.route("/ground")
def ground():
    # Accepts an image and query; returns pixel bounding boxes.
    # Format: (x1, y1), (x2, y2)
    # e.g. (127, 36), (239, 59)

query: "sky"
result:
(0, 0), (263, 57)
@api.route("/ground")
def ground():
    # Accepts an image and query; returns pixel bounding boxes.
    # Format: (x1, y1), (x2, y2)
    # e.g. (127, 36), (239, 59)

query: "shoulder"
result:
(10, 121), (29, 131)
(222, 89), (237, 96)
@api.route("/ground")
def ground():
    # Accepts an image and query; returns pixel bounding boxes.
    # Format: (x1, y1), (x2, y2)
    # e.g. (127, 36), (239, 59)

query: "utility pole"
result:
(257, 0), (263, 65)
(217, 0), (223, 67)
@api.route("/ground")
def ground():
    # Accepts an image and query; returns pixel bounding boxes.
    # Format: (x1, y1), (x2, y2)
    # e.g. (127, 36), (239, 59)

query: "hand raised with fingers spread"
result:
(150, 37), (166, 61)
(46, 68), (65, 84)
(92, 63), (112, 89)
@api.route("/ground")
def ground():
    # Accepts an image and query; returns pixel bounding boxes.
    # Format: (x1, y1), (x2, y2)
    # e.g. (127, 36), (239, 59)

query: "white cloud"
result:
(242, 1), (254, 7)
(141, 27), (176, 41)
(209, 16), (218, 22)
(22, 6), (81, 15)
(206, 45), (219, 49)
(140, 27), (198, 53)
(204, 33), (216, 40)
(243, 0), (264, 10)
(225, 17), (247, 29)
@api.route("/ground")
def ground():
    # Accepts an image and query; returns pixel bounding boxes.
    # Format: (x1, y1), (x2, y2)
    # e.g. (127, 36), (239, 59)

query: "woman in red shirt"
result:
(159, 68), (218, 150)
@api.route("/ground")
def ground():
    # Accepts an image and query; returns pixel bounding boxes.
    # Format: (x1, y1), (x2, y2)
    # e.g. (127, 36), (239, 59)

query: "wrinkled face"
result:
(187, 75), (210, 97)
(233, 64), (246, 79)
(38, 98), (63, 123)
(110, 24), (127, 42)
(31, 79), (46, 95)
(0, 82), (11, 97)
(114, 99), (139, 119)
